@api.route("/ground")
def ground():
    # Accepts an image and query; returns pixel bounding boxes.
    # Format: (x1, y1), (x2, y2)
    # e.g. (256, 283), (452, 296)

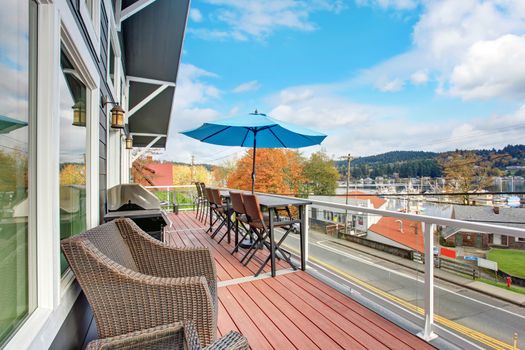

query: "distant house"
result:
(146, 163), (174, 186)
(443, 205), (525, 250)
(368, 217), (424, 253)
(310, 191), (387, 234)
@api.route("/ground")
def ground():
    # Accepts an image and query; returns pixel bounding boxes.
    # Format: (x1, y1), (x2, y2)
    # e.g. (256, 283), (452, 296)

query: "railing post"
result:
(304, 204), (309, 265)
(419, 222), (437, 341)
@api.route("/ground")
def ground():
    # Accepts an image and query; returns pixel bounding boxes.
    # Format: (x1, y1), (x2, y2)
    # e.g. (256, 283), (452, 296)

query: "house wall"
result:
(508, 237), (525, 250)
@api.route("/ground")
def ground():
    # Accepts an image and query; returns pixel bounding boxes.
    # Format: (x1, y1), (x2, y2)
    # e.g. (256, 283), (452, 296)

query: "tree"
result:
(172, 164), (212, 185)
(60, 163), (86, 185)
(438, 152), (493, 205)
(303, 151), (339, 195)
(227, 149), (305, 194)
(212, 160), (236, 187)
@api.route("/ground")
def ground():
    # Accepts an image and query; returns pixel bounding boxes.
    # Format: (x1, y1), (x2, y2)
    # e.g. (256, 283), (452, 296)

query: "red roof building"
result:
(346, 191), (387, 209)
(145, 163), (173, 186)
(369, 216), (424, 252)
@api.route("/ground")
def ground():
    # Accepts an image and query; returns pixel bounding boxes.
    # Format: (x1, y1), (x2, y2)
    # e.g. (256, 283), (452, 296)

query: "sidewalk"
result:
(318, 232), (525, 307)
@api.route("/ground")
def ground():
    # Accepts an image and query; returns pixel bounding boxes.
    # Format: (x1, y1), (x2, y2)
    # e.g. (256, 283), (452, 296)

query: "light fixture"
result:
(110, 104), (125, 129)
(125, 135), (133, 149)
(72, 101), (86, 127)
(103, 96), (125, 129)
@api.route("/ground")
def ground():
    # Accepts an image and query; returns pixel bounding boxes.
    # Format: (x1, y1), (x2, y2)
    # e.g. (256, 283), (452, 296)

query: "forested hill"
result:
(351, 151), (438, 166)
(335, 145), (525, 179)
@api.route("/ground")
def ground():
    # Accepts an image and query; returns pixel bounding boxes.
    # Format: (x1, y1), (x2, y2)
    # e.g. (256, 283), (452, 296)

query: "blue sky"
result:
(165, 0), (525, 164)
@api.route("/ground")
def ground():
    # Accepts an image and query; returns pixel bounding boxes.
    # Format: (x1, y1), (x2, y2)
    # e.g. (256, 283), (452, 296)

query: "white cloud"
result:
(376, 78), (404, 92)
(449, 35), (525, 100)
(232, 80), (261, 93)
(356, 0), (525, 98)
(173, 63), (221, 111)
(193, 0), (346, 41)
(410, 70), (428, 85)
(268, 86), (395, 130)
(356, 0), (419, 10)
(190, 8), (204, 22)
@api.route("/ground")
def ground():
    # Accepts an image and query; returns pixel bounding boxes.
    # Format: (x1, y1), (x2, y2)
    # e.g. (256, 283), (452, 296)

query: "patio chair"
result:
(61, 218), (218, 346)
(210, 189), (232, 242)
(86, 321), (249, 350)
(228, 192), (254, 255)
(205, 189), (227, 238)
(198, 183), (209, 223)
(194, 182), (205, 219)
(242, 194), (298, 276)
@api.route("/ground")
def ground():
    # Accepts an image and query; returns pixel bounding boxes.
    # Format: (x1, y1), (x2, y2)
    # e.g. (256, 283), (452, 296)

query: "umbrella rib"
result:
(269, 128), (287, 148)
(240, 128), (251, 147)
(201, 126), (231, 143)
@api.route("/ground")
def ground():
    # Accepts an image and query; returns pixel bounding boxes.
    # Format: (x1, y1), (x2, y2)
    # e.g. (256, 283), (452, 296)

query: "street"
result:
(276, 229), (525, 350)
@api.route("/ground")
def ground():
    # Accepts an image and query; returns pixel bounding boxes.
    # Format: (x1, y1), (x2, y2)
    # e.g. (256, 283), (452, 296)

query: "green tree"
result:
(303, 151), (339, 195)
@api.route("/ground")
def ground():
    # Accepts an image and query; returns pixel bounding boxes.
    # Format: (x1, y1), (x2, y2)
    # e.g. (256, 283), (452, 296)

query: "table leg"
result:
(269, 208), (276, 277)
(227, 207), (231, 244)
(300, 204), (306, 271)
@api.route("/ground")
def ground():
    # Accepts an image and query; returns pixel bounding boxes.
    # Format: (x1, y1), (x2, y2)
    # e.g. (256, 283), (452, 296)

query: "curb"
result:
(330, 240), (525, 308)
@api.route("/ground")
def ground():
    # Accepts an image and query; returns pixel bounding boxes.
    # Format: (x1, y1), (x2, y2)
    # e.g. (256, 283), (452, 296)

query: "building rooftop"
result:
(452, 205), (525, 229)
(346, 191), (387, 209)
(369, 216), (424, 252)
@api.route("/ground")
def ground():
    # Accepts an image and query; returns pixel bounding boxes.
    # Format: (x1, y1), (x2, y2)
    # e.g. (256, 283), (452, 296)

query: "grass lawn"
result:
(487, 248), (525, 279)
(479, 278), (525, 295)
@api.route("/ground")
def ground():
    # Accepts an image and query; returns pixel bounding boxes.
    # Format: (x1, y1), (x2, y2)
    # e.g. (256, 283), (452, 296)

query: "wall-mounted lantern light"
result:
(103, 96), (125, 129)
(110, 104), (125, 129)
(72, 101), (86, 127)
(125, 135), (133, 149)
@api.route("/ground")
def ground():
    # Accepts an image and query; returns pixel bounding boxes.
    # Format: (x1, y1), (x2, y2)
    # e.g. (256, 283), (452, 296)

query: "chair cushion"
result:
(83, 221), (139, 271)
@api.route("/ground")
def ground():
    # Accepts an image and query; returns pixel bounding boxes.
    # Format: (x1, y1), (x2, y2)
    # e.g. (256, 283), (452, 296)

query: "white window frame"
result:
(79, 0), (100, 56)
(5, 1), (100, 349)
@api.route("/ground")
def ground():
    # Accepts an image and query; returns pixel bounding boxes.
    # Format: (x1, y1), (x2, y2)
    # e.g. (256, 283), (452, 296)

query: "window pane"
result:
(109, 43), (115, 86)
(0, 0), (36, 344)
(85, 0), (94, 19)
(59, 51), (87, 274)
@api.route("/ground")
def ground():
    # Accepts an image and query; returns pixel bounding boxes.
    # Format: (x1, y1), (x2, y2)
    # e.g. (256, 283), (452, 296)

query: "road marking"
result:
(281, 243), (518, 350)
(281, 235), (525, 321)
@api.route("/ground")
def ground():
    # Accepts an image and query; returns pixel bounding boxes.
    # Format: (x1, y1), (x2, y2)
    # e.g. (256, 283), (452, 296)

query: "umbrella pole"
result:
(251, 133), (256, 193)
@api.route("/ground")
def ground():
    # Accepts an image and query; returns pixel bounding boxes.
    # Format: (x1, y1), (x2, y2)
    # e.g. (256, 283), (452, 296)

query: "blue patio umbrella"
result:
(0, 115), (28, 134)
(181, 111), (326, 192)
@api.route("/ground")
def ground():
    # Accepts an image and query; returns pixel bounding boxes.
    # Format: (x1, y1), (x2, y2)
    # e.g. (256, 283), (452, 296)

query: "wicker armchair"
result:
(61, 218), (218, 346)
(86, 321), (249, 350)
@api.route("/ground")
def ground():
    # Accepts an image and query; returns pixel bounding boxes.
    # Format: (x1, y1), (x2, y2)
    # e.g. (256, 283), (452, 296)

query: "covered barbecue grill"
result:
(104, 184), (168, 240)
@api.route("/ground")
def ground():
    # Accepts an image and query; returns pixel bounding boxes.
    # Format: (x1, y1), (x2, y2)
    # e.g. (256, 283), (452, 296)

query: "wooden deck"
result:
(165, 212), (434, 350)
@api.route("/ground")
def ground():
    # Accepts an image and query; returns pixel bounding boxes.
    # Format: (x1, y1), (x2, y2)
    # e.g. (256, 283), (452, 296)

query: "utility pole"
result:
(339, 154), (352, 236)
(191, 154), (195, 183)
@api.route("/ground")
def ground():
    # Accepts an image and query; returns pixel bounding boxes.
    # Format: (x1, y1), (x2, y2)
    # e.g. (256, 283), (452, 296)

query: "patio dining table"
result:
(218, 190), (311, 277)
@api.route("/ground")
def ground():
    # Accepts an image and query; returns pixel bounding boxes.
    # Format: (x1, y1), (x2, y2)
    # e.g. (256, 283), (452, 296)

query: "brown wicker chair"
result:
(61, 218), (218, 346)
(86, 321), (249, 350)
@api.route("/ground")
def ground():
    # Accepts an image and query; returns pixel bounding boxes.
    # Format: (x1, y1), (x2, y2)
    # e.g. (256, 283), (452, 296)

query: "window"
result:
(59, 49), (88, 274)
(85, 0), (95, 19)
(109, 41), (115, 87)
(518, 237), (525, 242)
(0, 0), (37, 344)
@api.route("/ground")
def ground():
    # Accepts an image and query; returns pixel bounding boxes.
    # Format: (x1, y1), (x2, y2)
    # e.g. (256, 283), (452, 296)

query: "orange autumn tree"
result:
(227, 149), (305, 194)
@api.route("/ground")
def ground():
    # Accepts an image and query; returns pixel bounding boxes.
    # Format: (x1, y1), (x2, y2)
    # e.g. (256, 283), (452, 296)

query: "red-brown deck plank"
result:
(260, 276), (368, 350)
(284, 273), (409, 350)
(239, 281), (321, 350)
(220, 287), (273, 350)
(217, 298), (239, 338)
(165, 212), (435, 350)
(225, 284), (296, 349)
